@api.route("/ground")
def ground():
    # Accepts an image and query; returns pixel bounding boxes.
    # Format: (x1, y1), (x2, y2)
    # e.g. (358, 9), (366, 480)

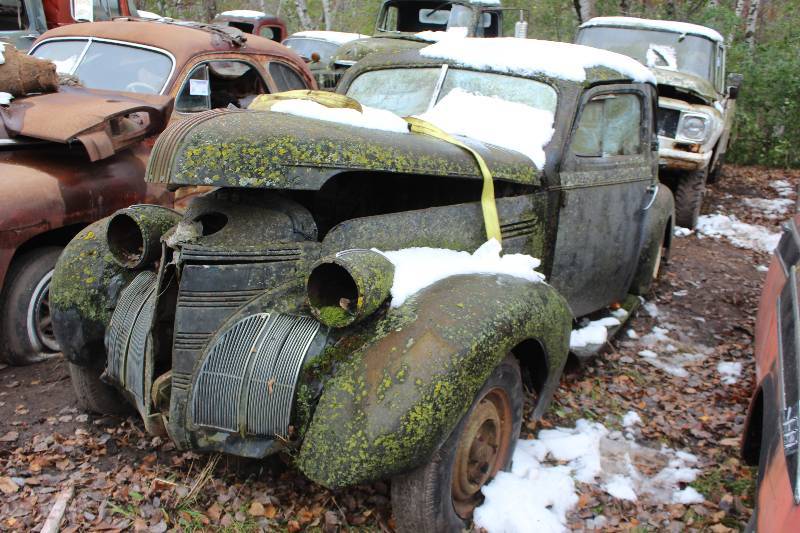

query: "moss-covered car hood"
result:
(653, 68), (719, 104)
(145, 109), (541, 190)
(331, 35), (428, 65)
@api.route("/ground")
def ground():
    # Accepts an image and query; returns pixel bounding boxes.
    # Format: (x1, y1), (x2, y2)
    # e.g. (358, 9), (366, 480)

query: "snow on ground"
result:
(291, 31), (368, 44)
(696, 213), (780, 253)
(0, 92), (12, 105)
(376, 239), (544, 307)
(633, 325), (712, 378)
(643, 300), (659, 317)
(570, 317), (620, 348)
(771, 179), (795, 197)
(674, 226), (693, 237)
(420, 38), (655, 83)
(474, 418), (702, 533)
(415, 88), (554, 168)
(742, 197), (794, 219)
(717, 361), (743, 385)
(219, 9), (266, 18)
(579, 16), (724, 43)
(269, 99), (410, 133)
(622, 411), (642, 428)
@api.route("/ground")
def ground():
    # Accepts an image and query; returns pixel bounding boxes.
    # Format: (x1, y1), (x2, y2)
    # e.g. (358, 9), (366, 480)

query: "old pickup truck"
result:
(576, 16), (742, 228)
(52, 38), (673, 530)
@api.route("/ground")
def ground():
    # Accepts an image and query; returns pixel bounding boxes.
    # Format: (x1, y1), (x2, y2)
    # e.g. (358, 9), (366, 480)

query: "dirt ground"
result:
(1, 165), (798, 532)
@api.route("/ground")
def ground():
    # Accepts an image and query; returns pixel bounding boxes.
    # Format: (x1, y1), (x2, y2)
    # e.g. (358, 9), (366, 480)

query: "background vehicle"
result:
(213, 9), (286, 42)
(742, 215), (800, 532)
(0, 0), (137, 50)
(0, 86), (172, 365)
(51, 39), (672, 530)
(329, 0), (528, 82)
(576, 16), (742, 228)
(283, 30), (368, 88)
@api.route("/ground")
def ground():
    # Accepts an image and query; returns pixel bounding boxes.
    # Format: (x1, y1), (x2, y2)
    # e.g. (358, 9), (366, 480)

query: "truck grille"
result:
(190, 313), (321, 436)
(657, 107), (680, 139)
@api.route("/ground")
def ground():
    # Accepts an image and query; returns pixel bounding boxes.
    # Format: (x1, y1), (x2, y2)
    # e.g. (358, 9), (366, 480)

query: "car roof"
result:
(342, 38), (656, 87)
(214, 10), (283, 23)
(34, 19), (302, 68)
(579, 16), (724, 43)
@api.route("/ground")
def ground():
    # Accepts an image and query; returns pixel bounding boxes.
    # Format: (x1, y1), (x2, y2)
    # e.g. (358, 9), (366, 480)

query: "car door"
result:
(549, 84), (656, 317)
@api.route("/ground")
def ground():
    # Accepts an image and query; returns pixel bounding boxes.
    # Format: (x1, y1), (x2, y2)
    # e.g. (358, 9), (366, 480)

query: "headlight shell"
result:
(678, 113), (710, 142)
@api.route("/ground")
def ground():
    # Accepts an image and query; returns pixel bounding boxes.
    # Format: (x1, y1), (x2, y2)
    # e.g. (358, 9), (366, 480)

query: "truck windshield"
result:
(0, 0), (28, 31)
(576, 26), (715, 81)
(32, 39), (173, 94)
(378, 1), (482, 33)
(346, 66), (557, 118)
(283, 38), (340, 64)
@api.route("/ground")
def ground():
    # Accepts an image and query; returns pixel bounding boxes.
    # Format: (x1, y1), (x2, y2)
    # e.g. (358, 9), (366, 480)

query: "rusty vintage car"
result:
(576, 16), (742, 229)
(51, 39), (673, 529)
(0, 86), (172, 365)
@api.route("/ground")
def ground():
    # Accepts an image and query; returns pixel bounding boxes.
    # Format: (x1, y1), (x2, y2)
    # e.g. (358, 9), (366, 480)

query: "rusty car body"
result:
(742, 215), (800, 532)
(576, 16), (742, 229)
(0, 87), (172, 365)
(212, 9), (287, 42)
(51, 40), (673, 530)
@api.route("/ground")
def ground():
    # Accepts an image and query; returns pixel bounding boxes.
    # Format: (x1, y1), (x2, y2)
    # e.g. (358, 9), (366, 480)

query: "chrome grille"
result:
(106, 271), (157, 384)
(657, 107), (680, 138)
(191, 314), (321, 437)
(126, 288), (157, 408)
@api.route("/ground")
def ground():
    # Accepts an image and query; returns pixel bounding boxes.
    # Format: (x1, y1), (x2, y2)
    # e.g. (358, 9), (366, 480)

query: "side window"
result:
(380, 6), (398, 31)
(572, 93), (642, 158)
(258, 25), (276, 41)
(268, 62), (307, 91)
(176, 61), (268, 113)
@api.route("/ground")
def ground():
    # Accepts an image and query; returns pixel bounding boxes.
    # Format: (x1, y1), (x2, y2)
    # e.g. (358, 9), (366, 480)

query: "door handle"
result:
(643, 184), (658, 210)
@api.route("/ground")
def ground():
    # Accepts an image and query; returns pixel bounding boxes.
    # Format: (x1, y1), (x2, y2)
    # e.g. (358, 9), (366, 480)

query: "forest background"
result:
(134, 0), (800, 168)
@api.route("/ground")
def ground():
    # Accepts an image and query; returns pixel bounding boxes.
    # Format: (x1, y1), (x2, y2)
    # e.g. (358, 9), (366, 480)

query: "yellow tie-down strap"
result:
(247, 91), (502, 245)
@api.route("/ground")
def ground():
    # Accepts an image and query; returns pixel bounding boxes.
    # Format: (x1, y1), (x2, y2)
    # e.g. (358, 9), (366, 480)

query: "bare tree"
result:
(734, 0), (746, 18)
(294, 0), (314, 29)
(619, 0), (630, 15)
(572, 0), (595, 23)
(745, 0), (761, 49)
(321, 0), (339, 30)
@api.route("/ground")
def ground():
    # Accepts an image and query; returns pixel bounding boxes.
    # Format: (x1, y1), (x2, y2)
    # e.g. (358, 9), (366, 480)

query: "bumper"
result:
(659, 146), (713, 172)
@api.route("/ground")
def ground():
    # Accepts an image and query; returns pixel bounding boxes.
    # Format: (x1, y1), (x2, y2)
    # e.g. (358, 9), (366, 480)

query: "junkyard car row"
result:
(0, 4), (778, 530)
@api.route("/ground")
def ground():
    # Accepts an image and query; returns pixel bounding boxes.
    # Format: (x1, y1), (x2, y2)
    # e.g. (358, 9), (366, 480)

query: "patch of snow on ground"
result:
(376, 239), (544, 308)
(474, 419), (702, 533)
(292, 31), (369, 44)
(420, 38), (655, 83)
(757, 265), (769, 272)
(634, 326), (711, 378)
(570, 317), (620, 348)
(415, 88), (554, 168)
(742, 197), (794, 219)
(270, 99), (409, 133)
(696, 213), (780, 253)
(0, 92), (12, 105)
(717, 361), (743, 385)
(643, 301), (659, 317)
(770, 180), (795, 198)
(673, 226), (693, 237)
(623, 411), (642, 428)
(626, 329), (638, 339)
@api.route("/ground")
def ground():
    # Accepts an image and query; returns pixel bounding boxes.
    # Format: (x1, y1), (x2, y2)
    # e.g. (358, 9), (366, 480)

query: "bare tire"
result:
(0, 247), (62, 365)
(674, 170), (707, 229)
(391, 356), (523, 532)
(69, 361), (131, 415)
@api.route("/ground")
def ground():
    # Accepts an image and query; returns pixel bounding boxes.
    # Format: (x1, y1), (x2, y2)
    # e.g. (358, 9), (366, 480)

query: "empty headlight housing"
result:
(678, 113), (710, 142)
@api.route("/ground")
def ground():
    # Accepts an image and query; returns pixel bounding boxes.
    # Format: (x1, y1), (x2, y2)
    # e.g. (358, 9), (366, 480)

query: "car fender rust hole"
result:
(194, 212), (228, 236)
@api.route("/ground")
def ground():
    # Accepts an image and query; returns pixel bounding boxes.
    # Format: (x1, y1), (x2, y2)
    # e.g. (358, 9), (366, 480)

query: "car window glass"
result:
(283, 38), (339, 64)
(439, 69), (557, 114)
(268, 62), (307, 91)
(379, 6), (398, 31)
(346, 67), (441, 116)
(572, 94), (641, 157)
(0, 0), (28, 31)
(73, 41), (172, 93)
(177, 60), (268, 113)
(31, 40), (88, 73)
(258, 26), (275, 40)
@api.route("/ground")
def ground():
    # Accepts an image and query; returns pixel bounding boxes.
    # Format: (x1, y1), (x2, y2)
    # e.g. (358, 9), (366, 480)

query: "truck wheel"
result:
(674, 170), (707, 229)
(69, 361), (131, 415)
(0, 247), (62, 365)
(391, 355), (523, 532)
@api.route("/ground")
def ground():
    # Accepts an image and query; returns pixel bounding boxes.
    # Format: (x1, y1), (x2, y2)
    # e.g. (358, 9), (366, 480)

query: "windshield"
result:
(576, 26), (716, 81)
(378, 1), (485, 33)
(283, 38), (340, 64)
(32, 39), (173, 94)
(346, 66), (557, 117)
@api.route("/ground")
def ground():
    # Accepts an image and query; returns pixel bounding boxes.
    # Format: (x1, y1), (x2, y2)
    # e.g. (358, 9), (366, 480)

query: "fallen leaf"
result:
(0, 431), (18, 442)
(0, 477), (19, 494)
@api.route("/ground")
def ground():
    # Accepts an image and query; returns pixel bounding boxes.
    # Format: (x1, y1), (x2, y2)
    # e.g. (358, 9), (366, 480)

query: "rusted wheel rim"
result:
(451, 387), (513, 519)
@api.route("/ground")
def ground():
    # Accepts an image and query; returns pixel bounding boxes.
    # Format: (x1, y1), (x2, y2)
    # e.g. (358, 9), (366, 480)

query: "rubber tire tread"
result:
(674, 170), (707, 229)
(390, 356), (523, 533)
(69, 362), (132, 415)
(0, 246), (62, 365)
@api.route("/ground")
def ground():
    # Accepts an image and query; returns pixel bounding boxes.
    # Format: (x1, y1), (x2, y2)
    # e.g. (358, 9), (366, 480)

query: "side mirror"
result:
(726, 73), (743, 99)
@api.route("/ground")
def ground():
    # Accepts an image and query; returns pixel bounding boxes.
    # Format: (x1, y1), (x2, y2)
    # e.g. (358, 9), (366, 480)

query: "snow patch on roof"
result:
(581, 16), (724, 43)
(219, 9), (267, 18)
(376, 239), (544, 308)
(696, 213), (780, 253)
(474, 419), (702, 532)
(269, 99), (410, 134)
(0, 92), (12, 105)
(137, 10), (162, 20)
(415, 26), (469, 42)
(415, 88), (554, 168)
(717, 361), (743, 385)
(420, 37), (656, 84)
(291, 30), (368, 44)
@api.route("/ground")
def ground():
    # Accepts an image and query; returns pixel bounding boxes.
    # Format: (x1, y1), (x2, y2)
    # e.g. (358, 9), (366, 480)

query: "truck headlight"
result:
(678, 114), (709, 142)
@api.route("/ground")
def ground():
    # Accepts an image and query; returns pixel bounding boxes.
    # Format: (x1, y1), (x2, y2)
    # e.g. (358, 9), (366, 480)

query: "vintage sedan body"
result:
(52, 38), (672, 531)
(742, 216), (800, 532)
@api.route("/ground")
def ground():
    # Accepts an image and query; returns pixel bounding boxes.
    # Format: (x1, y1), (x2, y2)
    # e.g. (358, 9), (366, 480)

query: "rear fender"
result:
(297, 273), (571, 488)
(630, 183), (674, 295)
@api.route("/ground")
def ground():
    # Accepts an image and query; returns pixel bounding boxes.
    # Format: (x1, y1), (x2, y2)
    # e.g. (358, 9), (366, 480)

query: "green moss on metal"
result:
(317, 306), (352, 328)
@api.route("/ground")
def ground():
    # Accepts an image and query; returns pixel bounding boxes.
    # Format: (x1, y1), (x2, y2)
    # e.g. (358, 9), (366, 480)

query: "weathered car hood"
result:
(332, 35), (427, 65)
(0, 87), (173, 161)
(146, 109), (540, 189)
(653, 68), (719, 104)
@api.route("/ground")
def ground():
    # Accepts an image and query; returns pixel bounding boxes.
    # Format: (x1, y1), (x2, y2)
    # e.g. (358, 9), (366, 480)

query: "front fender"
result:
(297, 273), (571, 488)
(630, 183), (674, 295)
